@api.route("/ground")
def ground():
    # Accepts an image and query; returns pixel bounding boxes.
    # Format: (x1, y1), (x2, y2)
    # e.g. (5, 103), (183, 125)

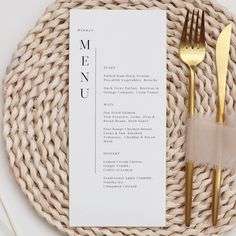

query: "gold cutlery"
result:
(213, 23), (232, 226)
(179, 10), (206, 226)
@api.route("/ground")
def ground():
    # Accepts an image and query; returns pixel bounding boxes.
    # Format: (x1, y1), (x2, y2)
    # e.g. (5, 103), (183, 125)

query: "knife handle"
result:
(212, 166), (222, 226)
(212, 124), (223, 226)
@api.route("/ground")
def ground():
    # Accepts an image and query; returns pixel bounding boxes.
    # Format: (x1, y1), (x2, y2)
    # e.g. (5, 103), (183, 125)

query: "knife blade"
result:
(216, 24), (232, 123)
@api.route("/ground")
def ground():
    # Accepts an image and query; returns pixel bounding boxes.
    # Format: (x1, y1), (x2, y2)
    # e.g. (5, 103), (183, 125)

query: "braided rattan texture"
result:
(3, 0), (236, 235)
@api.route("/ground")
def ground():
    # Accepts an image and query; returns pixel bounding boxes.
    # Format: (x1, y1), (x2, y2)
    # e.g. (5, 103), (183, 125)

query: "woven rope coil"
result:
(3, 0), (236, 235)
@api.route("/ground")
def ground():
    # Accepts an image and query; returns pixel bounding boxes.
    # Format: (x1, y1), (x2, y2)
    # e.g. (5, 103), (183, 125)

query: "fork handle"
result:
(188, 66), (196, 118)
(185, 160), (194, 226)
(185, 66), (195, 227)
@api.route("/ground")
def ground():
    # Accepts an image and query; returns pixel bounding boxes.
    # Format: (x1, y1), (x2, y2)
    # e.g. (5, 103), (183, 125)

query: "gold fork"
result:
(179, 10), (206, 226)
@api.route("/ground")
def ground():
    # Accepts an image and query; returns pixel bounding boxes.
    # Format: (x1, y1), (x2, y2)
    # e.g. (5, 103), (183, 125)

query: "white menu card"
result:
(69, 10), (166, 227)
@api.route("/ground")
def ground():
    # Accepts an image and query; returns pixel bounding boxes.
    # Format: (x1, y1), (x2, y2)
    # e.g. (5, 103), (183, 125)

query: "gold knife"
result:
(213, 23), (232, 226)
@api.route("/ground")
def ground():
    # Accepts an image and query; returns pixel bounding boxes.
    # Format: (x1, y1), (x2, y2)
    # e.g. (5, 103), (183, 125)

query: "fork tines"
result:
(181, 10), (205, 48)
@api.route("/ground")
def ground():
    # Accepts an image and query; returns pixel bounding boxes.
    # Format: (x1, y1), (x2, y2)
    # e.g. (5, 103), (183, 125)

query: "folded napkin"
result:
(185, 113), (236, 169)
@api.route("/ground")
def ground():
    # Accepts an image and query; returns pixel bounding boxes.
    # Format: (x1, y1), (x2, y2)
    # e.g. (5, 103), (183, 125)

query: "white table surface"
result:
(0, 1), (236, 236)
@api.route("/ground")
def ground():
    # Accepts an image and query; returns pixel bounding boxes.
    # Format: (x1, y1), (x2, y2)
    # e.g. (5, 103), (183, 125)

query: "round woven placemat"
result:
(3, 0), (236, 235)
